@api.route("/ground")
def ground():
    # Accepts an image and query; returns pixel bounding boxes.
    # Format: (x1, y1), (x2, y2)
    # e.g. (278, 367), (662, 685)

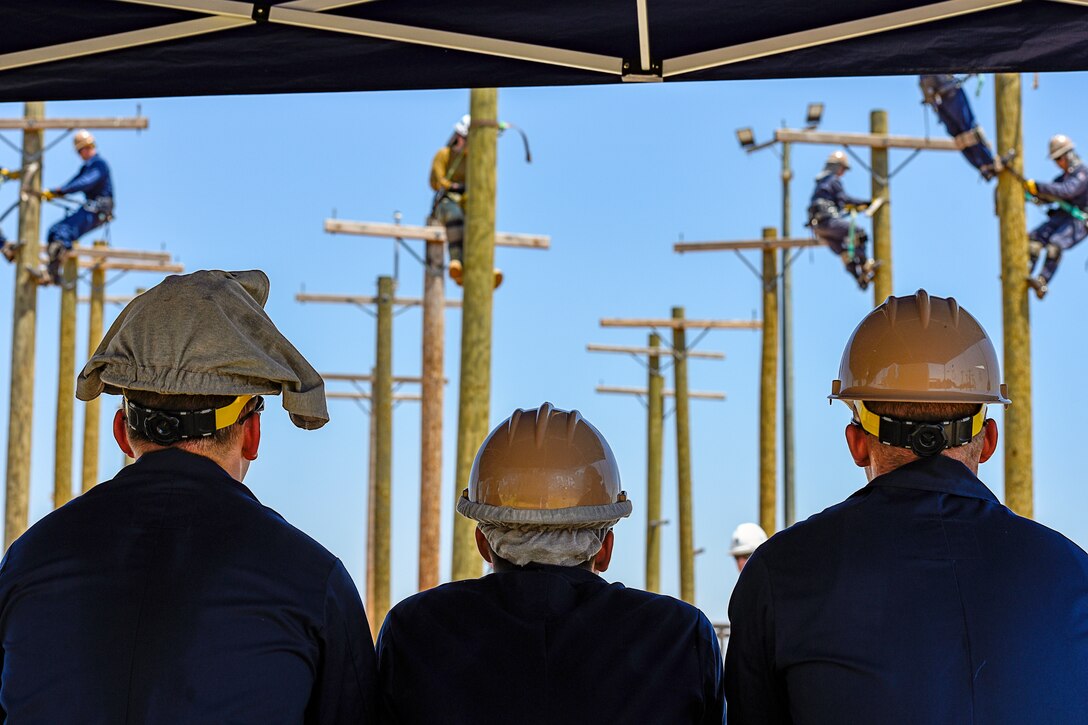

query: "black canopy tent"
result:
(2, 0), (1088, 101)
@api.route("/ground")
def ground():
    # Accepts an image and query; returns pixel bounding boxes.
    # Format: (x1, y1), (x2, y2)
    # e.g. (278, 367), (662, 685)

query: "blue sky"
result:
(0, 72), (1085, 622)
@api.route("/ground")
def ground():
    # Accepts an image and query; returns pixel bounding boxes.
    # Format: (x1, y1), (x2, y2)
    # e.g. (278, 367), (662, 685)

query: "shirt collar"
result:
(112, 447), (259, 502)
(865, 455), (1000, 504)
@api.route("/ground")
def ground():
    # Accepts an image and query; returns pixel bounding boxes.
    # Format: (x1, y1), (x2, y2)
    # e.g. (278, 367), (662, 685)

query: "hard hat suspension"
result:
(123, 394), (262, 446)
(852, 401), (985, 457)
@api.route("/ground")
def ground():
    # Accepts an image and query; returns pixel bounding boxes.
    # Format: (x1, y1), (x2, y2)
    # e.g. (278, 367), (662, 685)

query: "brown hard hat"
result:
(829, 289), (1010, 406)
(458, 402), (631, 527)
(1049, 133), (1075, 160)
(827, 149), (851, 169)
(73, 129), (95, 151)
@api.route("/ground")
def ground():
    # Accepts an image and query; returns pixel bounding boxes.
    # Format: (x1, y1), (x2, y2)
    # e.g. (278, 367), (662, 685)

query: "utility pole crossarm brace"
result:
(675, 238), (822, 253)
(326, 392), (422, 401)
(321, 372), (447, 385)
(67, 245), (170, 262)
(773, 128), (960, 151)
(600, 318), (761, 330)
(324, 219), (550, 250)
(73, 259), (184, 273)
(297, 292), (462, 308)
(0, 118), (149, 131)
(586, 343), (725, 360)
(596, 385), (726, 401)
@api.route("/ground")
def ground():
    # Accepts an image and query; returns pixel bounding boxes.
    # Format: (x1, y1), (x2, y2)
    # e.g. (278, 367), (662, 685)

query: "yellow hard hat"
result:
(1049, 134), (1075, 160)
(829, 289), (1010, 406)
(73, 129), (95, 151)
(827, 149), (851, 169)
(457, 402), (631, 527)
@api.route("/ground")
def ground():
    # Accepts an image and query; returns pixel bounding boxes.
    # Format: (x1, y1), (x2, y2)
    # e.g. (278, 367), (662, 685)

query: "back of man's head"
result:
(457, 402), (632, 571)
(829, 290), (1009, 476)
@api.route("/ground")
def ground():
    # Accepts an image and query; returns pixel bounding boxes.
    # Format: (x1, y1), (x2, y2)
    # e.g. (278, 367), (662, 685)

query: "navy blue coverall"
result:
(48, 154), (114, 248)
(1030, 161), (1088, 284)
(808, 172), (870, 284)
(0, 448), (378, 724)
(919, 74), (997, 179)
(725, 455), (1088, 724)
(377, 564), (726, 724)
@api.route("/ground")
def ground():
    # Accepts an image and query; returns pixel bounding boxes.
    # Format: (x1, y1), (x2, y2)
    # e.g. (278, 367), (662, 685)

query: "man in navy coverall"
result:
(807, 150), (876, 290)
(0, 269), (378, 724)
(30, 129), (114, 284)
(725, 290), (1088, 724)
(377, 402), (725, 724)
(1023, 133), (1088, 299)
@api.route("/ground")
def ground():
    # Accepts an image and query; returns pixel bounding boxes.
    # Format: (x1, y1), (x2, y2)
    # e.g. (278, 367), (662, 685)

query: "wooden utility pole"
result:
(588, 339), (725, 593)
(759, 228), (778, 535)
(870, 110), (892, 304)
(419, 240), (443, 591)
(80, 241), (108, 493)
(323, 210), (548, 589)
(2, 110), (148, 544)
(298, 292), (454, 596)
(645, 333), (664, 593)
(771, 124), (967, 308)
(64, 254), (175, 502)
(671, 307), (695, 604)
(322, 372), (422, 638)
(53, 253), (78, 508)
(5, 102), (43, 548)
(452, 88), (499, 581)
(995, 73), (1033, 517)
(373, 276), (394, 625)
(600, 313), (758, 603)
(675, 234), (816, 534)
(367, 378), (377, 635)
(780, 140), (797, 528)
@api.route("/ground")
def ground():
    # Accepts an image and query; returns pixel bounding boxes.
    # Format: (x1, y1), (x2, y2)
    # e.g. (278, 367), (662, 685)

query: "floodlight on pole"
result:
(806, 102), (824, 128)
(736, 127), (755, 149)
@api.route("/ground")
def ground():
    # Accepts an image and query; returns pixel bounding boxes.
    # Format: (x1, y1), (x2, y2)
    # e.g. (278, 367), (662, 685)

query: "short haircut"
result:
(863, 401), (986, 464)
(123, 391), (258, 453)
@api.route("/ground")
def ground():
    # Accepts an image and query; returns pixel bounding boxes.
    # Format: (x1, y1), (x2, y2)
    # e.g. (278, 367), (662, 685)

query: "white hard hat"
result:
(827, 149), (850, 169)
(1049, 134), (1075, 160)
(729, 522), (768, 557)
(454, 114), (471, 137)
(73, 129), (96, 151)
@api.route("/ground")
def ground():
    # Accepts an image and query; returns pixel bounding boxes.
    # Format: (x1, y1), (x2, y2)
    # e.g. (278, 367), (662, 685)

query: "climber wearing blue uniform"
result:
(1022, 133), (1088, 299)
(920, 74), (998, 180)
(43, 129), (114, 284)
(808, 150), (876, 290)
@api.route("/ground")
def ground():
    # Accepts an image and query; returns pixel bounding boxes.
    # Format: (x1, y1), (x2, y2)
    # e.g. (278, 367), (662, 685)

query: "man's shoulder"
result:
(387, 572), (708, 628)
(5, 469), (339, 577)
(999, 506), (1088, 567)
(761, 491), (865, 548)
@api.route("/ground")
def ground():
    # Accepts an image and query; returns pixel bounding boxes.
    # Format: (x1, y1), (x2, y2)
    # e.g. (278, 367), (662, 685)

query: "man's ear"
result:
(113, 409), (135, 459)
(474, 526), (493, 564)
(592, 530), (615, 573)
(845, 423), (871, 468)
(241, 410), (261, 461)
(979, 418), (999, 464)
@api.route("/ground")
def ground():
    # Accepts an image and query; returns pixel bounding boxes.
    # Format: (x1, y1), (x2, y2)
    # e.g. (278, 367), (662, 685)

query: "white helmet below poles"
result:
(1049, 134), (1075, 160)
(454, 114), (471, 137)
(826, 149), (851, 170)
(73, 129), (96, 151)
(729, 522), (768, 557)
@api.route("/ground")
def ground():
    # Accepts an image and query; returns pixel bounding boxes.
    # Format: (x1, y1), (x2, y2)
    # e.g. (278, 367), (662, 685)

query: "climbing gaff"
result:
(919, 74), (997, 180)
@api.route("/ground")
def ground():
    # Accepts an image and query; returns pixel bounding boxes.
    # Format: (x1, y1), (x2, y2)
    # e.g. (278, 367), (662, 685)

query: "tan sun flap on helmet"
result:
(456, 496), (632, 529)
(76, 269), (329, 429)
